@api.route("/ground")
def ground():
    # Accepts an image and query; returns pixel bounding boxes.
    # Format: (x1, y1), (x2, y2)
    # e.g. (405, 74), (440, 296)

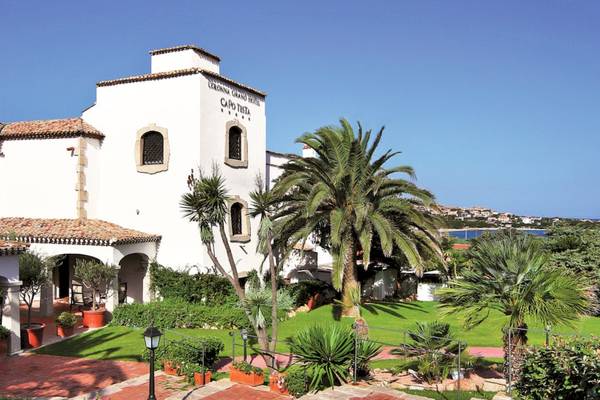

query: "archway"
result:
(118, 253), (149, 304)
(51, 254), (100, 301)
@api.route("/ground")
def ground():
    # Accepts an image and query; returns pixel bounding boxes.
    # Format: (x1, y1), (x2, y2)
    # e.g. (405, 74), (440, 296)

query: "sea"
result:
(447, 229), (547, 240)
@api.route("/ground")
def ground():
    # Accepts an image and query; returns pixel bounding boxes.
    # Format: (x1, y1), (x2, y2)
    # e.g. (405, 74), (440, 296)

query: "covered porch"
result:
(0, 218), (161, 323)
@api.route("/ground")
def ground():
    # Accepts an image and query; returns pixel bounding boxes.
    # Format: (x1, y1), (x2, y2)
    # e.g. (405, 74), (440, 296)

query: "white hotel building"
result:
(0, 45), (325, 334)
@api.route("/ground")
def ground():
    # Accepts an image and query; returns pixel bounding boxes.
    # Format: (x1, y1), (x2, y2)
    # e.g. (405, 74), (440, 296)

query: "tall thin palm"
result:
(437, 231), (590, 380)
(273, 119), (441, 316)
(249, 175), (280, 349)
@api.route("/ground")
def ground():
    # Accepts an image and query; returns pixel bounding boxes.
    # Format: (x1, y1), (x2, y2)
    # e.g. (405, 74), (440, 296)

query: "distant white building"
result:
(0, 45), (313, 313)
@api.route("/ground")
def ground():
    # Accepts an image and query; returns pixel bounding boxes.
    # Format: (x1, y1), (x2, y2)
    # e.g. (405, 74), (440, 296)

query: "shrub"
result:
(287, 325), (355, 390)
(285, 366), (309, 398)
(149, 336), (224, 372)
(0, 325), (10, 339)
(111, 299), (250, 330)
(55, 312), (77, 328)
(149, 262), (236, 306)
(515, 337), (600, 399)
(287, 280), (336, 308)
(232, 360), (264, 375)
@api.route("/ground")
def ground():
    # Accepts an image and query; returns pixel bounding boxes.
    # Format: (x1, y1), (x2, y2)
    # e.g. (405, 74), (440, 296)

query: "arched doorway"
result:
(118, 253), (149, 304)
(51, 254), (100, 301)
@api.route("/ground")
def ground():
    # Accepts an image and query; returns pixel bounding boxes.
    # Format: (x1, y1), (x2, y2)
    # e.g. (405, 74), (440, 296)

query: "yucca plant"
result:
(287, 325), (354, 390)
(356, 340), (383, 377)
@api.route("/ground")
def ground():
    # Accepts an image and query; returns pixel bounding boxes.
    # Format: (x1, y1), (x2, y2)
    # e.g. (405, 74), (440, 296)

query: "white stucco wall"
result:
(198, 74), (266, 273)
(266, 151), (288, 190)
(0, 137), (81, 219)
(83, 74), (205, 269)
(151, 50), (220, 74)
(0, 255), (20, 283)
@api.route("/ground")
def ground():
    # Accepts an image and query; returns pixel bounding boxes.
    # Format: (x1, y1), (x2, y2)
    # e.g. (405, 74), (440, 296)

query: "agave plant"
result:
(287, 325), (355, 390)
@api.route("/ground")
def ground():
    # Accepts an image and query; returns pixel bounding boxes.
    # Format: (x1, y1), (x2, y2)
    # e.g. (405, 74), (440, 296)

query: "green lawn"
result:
(36, 301), (600, 362)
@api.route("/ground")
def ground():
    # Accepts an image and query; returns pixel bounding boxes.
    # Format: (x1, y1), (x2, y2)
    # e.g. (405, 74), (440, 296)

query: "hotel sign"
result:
(207, 79), (260, 116)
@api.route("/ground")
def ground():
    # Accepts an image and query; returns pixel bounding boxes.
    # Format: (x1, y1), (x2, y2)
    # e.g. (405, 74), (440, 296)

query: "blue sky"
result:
(1, 1), (599, 218)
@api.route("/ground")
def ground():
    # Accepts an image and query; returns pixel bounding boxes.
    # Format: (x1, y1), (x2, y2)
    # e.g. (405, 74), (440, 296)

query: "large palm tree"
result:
(273, 119), (441, 317)
(437, 231), (590, 381)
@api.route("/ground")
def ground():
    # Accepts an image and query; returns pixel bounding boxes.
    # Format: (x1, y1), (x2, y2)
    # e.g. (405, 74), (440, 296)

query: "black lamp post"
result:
(143, 325), (162, 400)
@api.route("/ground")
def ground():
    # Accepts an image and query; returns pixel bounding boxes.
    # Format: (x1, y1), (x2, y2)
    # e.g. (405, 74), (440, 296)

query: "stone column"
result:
(105, 272), (120, 314)
(39, 283), (54, 317)
(1, 283), (22, 354)
(142, 265), (152, 303)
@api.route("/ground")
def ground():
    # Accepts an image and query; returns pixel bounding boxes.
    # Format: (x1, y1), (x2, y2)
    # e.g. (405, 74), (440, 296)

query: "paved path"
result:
(300, 384), (432, 400)
(219, 345), (505, 372)
(468, 347), (504, 358)
(0, 353), (148, 399)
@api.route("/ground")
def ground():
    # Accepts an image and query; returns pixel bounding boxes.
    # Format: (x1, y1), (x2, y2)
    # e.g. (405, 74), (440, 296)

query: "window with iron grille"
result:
(228, 126), (242, 160)
(231, 202), (243, 235)
(142, 131), (164, 165)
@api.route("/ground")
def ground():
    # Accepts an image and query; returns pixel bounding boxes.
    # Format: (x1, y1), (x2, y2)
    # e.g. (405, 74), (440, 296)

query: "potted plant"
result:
(0, 325), (10, 356)
(19, 252), (51, 348)
(55, 311), (77, 338)
(74, 259), (118, 328)
(182, 364), (212, 386)
(269, 370), (289, 395)
(230, 361), (264, 386)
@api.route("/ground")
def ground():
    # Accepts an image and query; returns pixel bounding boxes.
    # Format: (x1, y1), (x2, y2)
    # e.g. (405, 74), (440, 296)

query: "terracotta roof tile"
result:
(0, 240), (29, 256)
(0, 218), (161, 246)
(0, 118), (104, 141)
(97, 68), (266, 97)
(149, 44), (221, 62)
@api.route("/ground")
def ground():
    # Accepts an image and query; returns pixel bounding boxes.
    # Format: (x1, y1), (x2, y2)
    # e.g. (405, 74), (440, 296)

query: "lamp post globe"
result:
(143, 326), (162, 400)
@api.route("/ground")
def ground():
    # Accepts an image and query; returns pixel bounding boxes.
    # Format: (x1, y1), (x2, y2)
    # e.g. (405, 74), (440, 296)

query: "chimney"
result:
(302, 144), (317, 158)
(150, 45), (220, 74)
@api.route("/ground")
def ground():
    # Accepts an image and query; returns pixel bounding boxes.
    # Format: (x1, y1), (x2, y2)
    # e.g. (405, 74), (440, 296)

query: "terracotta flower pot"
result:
(56, 325), (75, 338)
(0, 338), (8, 356)
(20, 323), (45, 349)
(230, 366), (264, 386)
(306, 293), (320, 310)
(163, 361), (180, 376)
(193, 371), (212, 386)
(269, 372), (289, 395)
(82, 309), (105, 328)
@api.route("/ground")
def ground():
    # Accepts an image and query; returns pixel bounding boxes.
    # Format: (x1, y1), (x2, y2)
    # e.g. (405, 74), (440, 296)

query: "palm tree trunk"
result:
(341, 240), (360, 318)
(503, 323), (528, 383)
(266, 230), (278, 355)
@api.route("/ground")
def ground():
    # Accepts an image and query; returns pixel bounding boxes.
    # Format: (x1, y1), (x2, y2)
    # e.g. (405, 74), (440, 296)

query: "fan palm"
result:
(273, 119), (441, 316)
(437, 231), (590, 381)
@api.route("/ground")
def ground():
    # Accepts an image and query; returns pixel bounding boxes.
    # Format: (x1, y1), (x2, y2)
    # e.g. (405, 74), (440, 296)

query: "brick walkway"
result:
(0, 353), (148, 399)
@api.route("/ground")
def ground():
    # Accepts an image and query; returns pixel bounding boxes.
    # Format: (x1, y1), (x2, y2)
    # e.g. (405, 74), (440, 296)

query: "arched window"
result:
(228, 126), (242, 161)
(230, 202), (243, 236)
(142, 131), (164, 165)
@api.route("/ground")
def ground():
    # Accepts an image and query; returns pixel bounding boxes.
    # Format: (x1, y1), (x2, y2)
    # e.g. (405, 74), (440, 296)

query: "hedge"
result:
(515, 337), (600, 399)
(149, 262), (236, 306)
(111, 299), (251, 330)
